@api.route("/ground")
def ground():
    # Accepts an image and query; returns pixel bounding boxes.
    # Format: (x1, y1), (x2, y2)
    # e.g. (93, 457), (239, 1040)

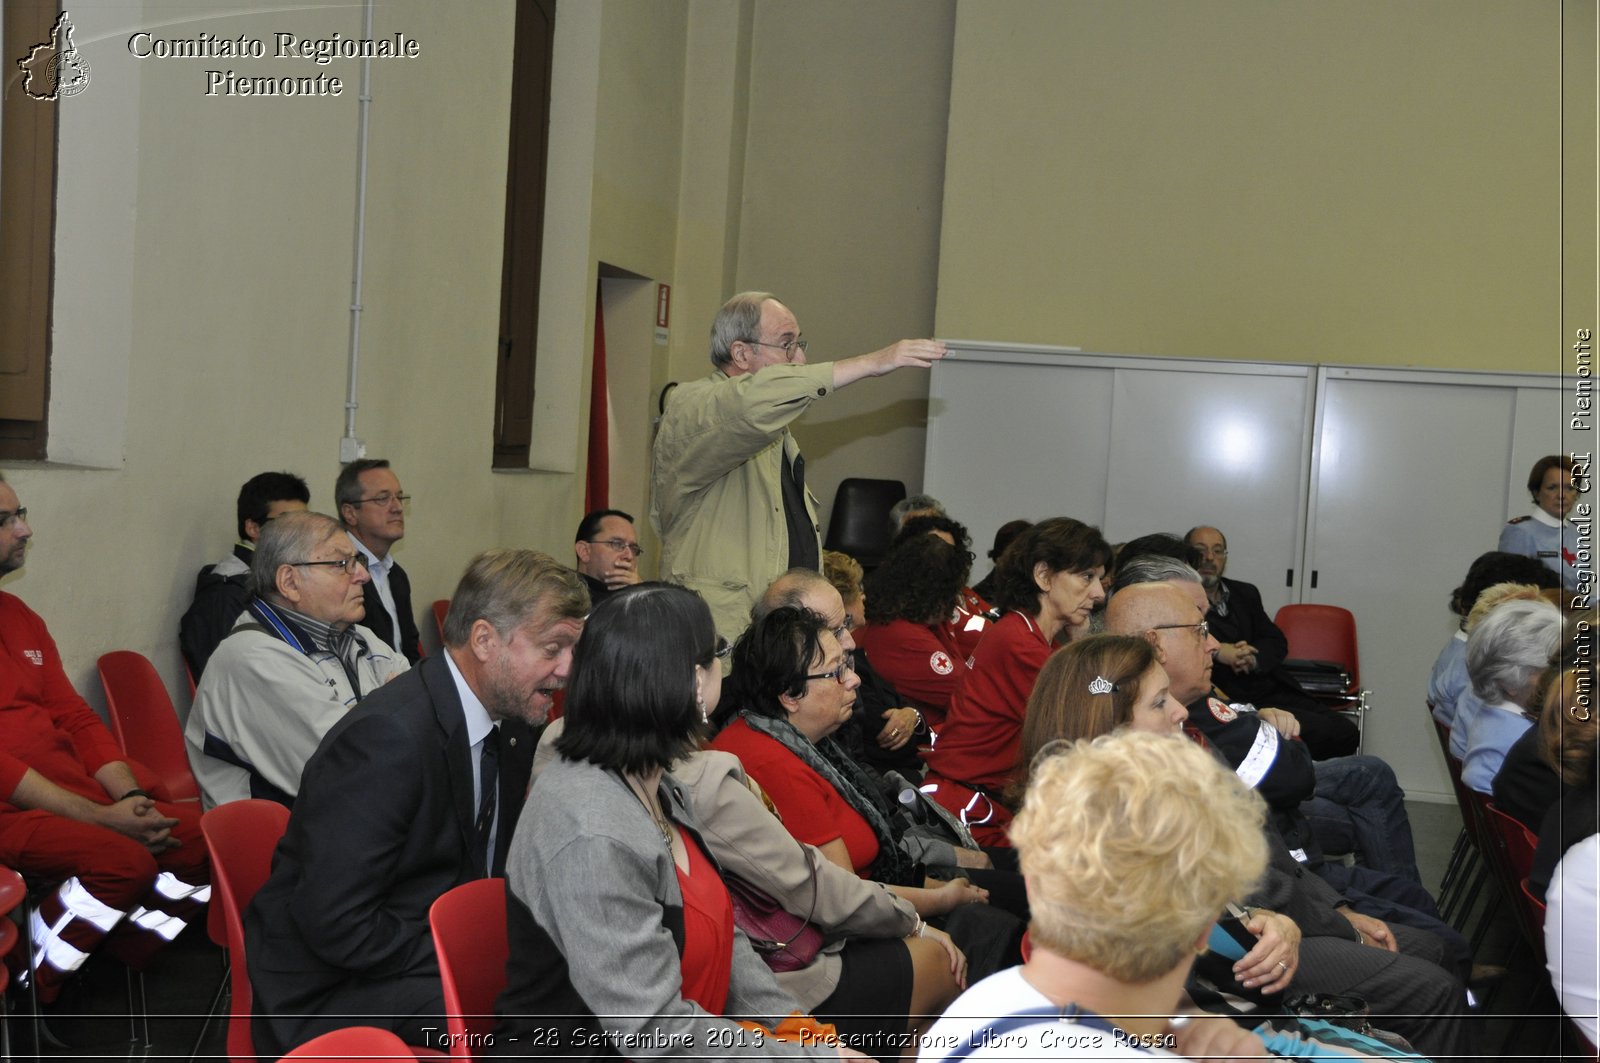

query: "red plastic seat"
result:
(1273, 604), (1361, 688)
(97, 650), (200, 804)
(429, 878), (509, 1061)
(432, 599), (451, 644)
(201, 800), (291, 1063)
(0, 865), (23, 996)
(281, 1024), (414, 1060)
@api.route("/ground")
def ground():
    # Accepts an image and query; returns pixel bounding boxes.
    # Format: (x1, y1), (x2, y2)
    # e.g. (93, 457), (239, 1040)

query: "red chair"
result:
(429, 878), (509, 1061)
(432, 600), (451, 644)
(97, 650), (200, 804)
(1273, 604), (1369, 751)
(201, 800), (291, 1063)
(1, 865), (24, 1060)
(282, 1024), (415, 1060)
(1483, 802), (1545, 956)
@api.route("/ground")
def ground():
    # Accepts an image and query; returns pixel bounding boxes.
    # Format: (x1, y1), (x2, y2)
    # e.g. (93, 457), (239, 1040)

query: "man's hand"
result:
(831, 339), (948, 388)
(1232, 908), (1300, 994)
(1215, 640), (1258, 673)
(97, 797), (180, 853)
(1338, 907), (1398, 952)
(604, 567), (642, 591)
(1258, 707), (1301, 740)
(876, 707), (919, 750)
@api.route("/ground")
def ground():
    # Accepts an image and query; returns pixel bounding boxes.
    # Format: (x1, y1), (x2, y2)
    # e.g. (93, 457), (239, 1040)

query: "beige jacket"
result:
(672, 750), (920, 1008)
(533, 726), (917, 1008)
(650, 364), (834, 643)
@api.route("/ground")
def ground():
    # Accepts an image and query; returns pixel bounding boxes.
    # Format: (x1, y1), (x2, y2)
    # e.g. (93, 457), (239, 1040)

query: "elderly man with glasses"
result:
(336, 458), (421, 663)
(572, 508), (643, 604)
(651, 290), (947, 645)
(185, 511), (409, 807)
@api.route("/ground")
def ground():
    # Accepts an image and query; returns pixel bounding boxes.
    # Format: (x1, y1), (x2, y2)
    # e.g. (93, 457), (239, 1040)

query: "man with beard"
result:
(1184, 525), (1359, 759)
(247, 549), (588, 1057)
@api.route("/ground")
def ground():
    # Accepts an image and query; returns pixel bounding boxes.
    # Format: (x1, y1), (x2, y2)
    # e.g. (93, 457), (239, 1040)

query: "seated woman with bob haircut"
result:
(923, 731), (1270, 1060)
(920, 517), (1111, 846)
(493, 584), (867, 1061)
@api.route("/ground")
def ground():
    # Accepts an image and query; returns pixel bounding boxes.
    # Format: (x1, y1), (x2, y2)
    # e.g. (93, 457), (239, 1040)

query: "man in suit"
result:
(1184, 525), (1359, 759)
(572, 507), (643, 604)
(179, 470), (310, 679)
(337, 458), (422, 663)
(246, 548), (588, 1056)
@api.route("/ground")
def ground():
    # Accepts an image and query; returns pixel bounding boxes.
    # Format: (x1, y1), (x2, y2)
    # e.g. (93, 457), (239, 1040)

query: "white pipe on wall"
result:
(340, 0), (377, 463)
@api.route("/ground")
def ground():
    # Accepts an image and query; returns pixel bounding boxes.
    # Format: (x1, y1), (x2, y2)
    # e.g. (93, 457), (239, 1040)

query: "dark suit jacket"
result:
(1205, 576), (1292, 705)
(178, 543), (254, 678)
(245, 652), (534, 1056)
(362, 558), (423, 664)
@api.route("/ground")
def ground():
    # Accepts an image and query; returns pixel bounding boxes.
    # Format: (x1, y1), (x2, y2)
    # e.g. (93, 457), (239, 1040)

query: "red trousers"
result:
(0, 799), (209, 1000)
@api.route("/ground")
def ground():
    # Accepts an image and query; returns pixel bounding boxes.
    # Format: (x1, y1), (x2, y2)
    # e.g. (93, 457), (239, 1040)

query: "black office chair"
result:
(823, 478), (906, 569)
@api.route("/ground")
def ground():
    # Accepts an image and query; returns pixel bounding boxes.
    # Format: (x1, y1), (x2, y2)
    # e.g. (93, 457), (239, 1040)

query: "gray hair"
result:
(1113, 555), (1202, 594)
(888, 493), (946, 536)
(334, 458), (392, 517)
(709, 291), (777, 369)
(1466, 598), (1562, 704)
(252, 512), (347, 599)
(753, 568), (835, 624)
(442, 549), (589, 647)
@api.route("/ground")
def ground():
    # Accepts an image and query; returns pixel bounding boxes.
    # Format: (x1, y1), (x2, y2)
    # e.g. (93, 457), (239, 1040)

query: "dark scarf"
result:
(738, 711), (919, 886)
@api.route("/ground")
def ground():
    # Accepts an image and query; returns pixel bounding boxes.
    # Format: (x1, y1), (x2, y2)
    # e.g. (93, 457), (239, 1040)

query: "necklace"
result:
(626, 774), (673, 847)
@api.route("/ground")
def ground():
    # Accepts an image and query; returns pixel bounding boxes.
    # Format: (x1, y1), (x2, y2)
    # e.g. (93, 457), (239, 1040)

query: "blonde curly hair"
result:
(1011, 731), (1268, 984)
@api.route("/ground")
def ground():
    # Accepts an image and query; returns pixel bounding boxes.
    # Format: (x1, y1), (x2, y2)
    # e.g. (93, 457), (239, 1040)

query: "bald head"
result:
(758, 568), (854, 651)
(1106, 582), (1218, 704)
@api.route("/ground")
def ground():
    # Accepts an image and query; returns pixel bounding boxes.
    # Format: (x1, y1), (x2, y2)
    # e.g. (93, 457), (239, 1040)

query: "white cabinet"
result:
(925, 344), (1572, 800)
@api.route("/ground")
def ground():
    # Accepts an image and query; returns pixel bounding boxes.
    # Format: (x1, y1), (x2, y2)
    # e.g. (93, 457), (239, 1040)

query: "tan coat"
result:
(650, 364), (834, 643)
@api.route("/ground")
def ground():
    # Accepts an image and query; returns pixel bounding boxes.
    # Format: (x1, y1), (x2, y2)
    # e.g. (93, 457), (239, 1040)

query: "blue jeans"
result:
(1303, 754), (1423, 886)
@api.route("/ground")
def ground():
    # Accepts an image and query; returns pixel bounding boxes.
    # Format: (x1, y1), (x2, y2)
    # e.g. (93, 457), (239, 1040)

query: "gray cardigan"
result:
(495, 755), (831, 1060)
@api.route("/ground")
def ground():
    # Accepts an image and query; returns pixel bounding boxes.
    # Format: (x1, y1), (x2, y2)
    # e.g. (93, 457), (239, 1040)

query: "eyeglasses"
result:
(1193, 545), (1228, 558)
(805, 652), (856, 685)
(291, 555), (368, 574)
(831, 613), (855, 645)
(585, 538), (644, 559)
(0, 508), (27, 530)
(709, 636), (732, 661)
(352, 493), (411, 508)
(1150, 619), (1210, 640)
(747, 337), (808, 361)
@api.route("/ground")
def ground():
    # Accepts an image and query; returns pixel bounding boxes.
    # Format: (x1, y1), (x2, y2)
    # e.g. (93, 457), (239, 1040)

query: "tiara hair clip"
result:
(1088, 676), (1117, 695)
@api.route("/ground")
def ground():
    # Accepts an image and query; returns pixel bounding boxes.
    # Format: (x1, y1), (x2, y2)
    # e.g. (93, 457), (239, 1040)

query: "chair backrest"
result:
(432, 599), (451, 644)
(281, 1024), (415, 1060)
(1273, 604), (1360, 688)
(1484, 801), (1539, 886)
(0, 865), (22, 993)
(823, 478), (907, 568)
(429, 877), (509, 1061)
(201, 799), (292, 1063)
(97, 650), (201, 804)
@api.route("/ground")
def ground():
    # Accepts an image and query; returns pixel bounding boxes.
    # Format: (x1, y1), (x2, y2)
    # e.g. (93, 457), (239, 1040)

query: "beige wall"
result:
(9, 0), (1589, 726)
(733, 0), (956, 532)
(937, 0), (1584, 373)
